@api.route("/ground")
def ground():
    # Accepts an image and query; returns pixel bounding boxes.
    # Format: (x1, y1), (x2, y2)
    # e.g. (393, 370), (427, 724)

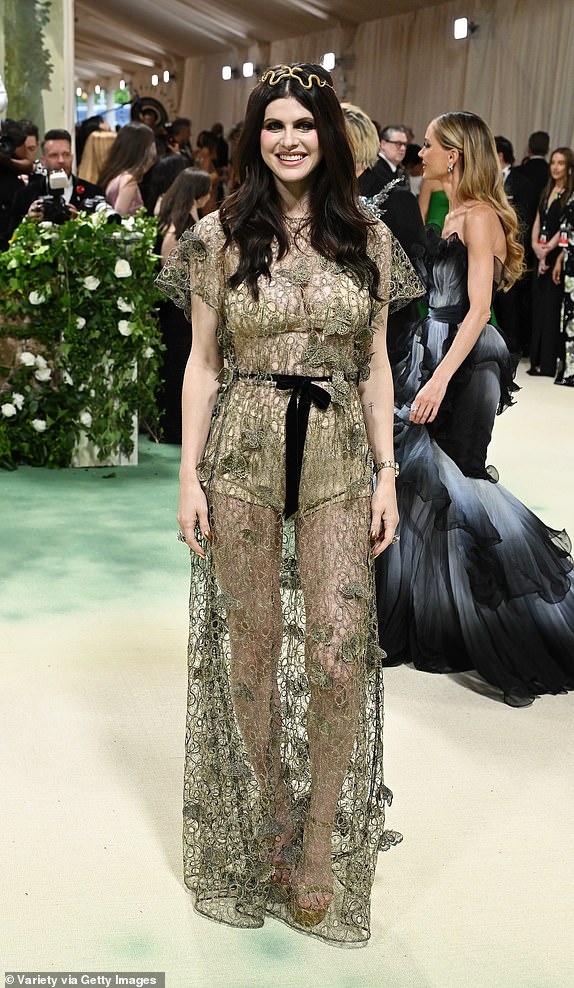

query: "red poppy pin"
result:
(76, 184), (85, 195)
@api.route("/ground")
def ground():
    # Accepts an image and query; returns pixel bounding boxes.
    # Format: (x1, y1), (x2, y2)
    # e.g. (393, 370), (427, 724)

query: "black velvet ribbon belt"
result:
(239, 372), (332, 519)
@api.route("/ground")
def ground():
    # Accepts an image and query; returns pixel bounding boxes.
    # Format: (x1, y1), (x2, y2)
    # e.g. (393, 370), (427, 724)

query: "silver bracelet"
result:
(373, 459), (399, 478)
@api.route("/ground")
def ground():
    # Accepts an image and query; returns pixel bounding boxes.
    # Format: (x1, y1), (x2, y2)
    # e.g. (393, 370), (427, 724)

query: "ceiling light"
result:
(94, 84), (101, 95)
(453, 17), (478, 39)
(76, 87), (82, 97)
(151, 73), (159, 87)
(242, 62), (254, 78)
(119, 79), (126, 90)
(321, 52), (336, 72)
(163, 70), (170, 83)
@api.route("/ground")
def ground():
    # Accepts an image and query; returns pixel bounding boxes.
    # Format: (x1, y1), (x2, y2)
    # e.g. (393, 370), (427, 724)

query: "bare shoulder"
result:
(462, 203), (506, 258)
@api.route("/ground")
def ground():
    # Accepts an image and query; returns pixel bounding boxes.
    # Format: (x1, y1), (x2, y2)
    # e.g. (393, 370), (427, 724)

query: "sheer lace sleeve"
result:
(155, 211), (227, 322)
(367, 219), (424, 318)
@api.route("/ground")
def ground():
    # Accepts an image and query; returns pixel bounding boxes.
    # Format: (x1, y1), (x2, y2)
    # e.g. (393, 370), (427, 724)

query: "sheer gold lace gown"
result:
(157, 211), (420, 945)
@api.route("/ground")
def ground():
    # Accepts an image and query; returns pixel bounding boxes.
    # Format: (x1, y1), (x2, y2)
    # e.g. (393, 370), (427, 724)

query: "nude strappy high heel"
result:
(291, 816), (334, 927)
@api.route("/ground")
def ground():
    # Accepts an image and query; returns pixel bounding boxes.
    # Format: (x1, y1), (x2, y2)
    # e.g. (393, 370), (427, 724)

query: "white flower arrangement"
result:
(34, 367), (52, 382)
(114, 259), (132, 278)
(0, 209), (162, 468)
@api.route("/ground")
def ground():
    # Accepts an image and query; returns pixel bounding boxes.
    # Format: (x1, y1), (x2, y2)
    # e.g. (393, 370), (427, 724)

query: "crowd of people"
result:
(2, 65), (574, 946)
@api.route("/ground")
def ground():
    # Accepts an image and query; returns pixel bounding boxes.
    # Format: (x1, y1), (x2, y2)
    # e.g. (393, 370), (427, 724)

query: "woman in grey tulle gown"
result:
(377, 111), (574, 708)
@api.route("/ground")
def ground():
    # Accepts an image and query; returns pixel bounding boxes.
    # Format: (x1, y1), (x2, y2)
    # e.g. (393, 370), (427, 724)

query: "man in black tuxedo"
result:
(494, 136), (538, 355)
(11, 128), (102, 228)
(516, 131), (549, 202)
(358, 123), (410, 196)
(358, 125), (426, 370)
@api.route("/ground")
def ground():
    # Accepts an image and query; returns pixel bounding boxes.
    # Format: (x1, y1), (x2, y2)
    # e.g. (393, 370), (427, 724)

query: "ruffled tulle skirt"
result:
(377, 315), (574, 701)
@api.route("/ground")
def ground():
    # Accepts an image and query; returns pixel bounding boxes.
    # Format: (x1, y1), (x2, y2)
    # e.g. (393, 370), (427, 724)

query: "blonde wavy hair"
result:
(433, 111), (524, 290)
(341, 102), (380, 174)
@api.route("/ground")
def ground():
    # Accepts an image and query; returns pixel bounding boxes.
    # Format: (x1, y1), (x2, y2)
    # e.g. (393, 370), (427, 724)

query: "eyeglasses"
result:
(384, 140), (408, 148)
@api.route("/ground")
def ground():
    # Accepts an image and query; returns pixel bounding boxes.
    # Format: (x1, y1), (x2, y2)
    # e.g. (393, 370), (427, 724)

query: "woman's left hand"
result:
(370, 475), (399, 558)
(409, 373), (448, 425)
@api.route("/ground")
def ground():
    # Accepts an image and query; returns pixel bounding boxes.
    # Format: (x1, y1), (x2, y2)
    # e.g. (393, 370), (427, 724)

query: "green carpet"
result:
(0, 438), (184, 621)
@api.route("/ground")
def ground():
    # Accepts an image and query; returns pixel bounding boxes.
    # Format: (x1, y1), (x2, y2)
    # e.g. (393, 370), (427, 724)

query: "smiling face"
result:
(260, 96), (322, 191)
(550, 152), (567, 185)
(419, 122), (453, 181)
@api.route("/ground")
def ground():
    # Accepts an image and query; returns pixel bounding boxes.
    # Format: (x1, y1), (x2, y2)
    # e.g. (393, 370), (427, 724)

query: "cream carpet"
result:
(1, 362), (573, 987)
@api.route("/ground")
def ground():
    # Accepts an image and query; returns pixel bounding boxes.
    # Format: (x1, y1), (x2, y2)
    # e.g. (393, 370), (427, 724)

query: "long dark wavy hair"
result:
(158, 168), (211, 239)
(220, 63), (380, 300)
(97, 122), (156, 189)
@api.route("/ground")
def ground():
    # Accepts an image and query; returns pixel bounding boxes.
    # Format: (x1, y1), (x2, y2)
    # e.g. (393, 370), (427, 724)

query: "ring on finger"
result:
(391, 534), (400, 544)
(177, 530), (187, 543)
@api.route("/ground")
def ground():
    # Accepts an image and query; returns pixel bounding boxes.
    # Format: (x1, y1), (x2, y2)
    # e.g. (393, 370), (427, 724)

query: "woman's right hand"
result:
(552, 252), (564, 286)
(178, 482), (211, 558)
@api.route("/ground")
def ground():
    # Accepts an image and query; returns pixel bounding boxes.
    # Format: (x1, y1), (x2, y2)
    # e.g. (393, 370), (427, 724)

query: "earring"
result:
(447, 162), (454, 174)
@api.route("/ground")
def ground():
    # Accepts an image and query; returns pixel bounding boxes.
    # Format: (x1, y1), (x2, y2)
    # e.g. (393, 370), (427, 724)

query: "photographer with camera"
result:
(0, 119), (34, 250)
(11, 128), (102, 228)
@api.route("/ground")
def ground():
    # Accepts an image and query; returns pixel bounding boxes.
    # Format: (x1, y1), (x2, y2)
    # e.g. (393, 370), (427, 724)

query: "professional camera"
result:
(0, 130), (17, 158)
(0, 118), (27, 161)
(34, 168), (72, 224)
(81, 195), (122, 223)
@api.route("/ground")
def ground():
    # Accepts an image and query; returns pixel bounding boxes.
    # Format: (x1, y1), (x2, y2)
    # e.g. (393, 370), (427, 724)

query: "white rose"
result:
(114, 259), (132, 278)
(565, 276), (574, 294)
(83, 276), (100, 291)
(118, 319), (133, 336)
(12, 393), (25, 410)
(142, 346), (155, 358)
(34, 367), (52, 382)
(117, 297), (133, 312)
(80, 411), (93, 428)
(32, 418), (47, 432)
(29, 290), (46, 305)
(1, 402), (17, 418)
(62, 371), (74, 386)
(35, 354), (47, 369)
(20, 351), (36, 367)
(122, 216), (135, 230)
(76, 316), (86, 329)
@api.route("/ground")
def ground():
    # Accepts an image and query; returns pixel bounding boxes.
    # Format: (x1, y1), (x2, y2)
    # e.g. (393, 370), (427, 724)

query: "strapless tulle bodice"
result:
(422, 227), (503, 321)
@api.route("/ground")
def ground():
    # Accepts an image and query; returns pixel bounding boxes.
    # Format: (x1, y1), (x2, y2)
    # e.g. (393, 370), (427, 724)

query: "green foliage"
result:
(0, 211), (163, 469)
(3, 0), (53, 129)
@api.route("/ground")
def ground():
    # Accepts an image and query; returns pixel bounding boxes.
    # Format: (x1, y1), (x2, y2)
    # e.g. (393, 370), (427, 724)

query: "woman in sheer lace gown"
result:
(156, 63), (421, 945)
(376, 112), (574, 707)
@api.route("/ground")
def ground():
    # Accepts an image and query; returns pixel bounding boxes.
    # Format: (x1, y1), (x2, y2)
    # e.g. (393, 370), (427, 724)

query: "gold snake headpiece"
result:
(259, 65), (336, 93)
